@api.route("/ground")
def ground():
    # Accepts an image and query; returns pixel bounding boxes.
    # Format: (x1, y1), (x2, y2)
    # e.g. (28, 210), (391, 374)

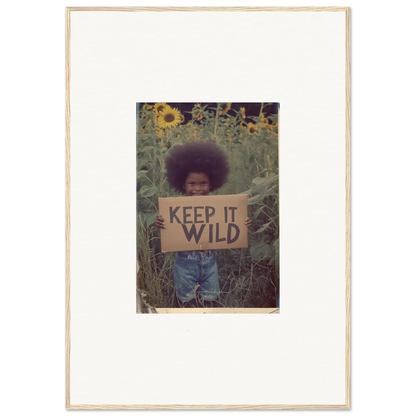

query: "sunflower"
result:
(179, 114), (185, 124)
(247, 122), (257, 135)
(153, 102), (168, 115)
(219, 102), (231, 115)
(260, 113), (270, 128)
(240, 107), (246, 119)
(157, 106), (182, 129)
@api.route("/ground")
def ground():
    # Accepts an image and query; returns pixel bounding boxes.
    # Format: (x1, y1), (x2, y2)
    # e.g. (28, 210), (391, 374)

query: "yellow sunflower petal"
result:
(157, 106), (182, 129)
(154, 102), (168, 115)
(247, 122), (256, 135)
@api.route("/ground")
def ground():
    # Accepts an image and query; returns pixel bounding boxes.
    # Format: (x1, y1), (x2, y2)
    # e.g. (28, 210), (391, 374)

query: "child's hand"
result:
(245, 218), (252, 227)
(156, 214), (165, 229)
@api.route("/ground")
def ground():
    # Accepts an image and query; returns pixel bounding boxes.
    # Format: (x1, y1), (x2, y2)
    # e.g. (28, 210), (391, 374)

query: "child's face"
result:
(183, 172), (210, 196)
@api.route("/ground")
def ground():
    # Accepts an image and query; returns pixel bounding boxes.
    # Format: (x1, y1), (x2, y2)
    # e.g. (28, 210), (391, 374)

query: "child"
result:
(156, 141), (251, 308)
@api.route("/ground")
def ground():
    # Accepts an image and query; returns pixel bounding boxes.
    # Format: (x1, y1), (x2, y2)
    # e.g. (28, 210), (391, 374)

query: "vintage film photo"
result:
(136, 102), (279, 312)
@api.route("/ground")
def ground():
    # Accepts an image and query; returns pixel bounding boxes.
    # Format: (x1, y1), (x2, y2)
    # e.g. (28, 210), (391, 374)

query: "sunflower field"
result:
(136, 102), (279, 311)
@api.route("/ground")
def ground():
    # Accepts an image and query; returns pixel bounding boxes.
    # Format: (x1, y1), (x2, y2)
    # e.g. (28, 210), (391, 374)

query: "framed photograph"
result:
(136, 102), (279, 314)
(66, 7), (350, 409)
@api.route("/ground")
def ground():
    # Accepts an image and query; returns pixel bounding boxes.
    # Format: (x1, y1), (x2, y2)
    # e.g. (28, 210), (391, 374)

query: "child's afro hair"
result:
(165, 141), (230, 194)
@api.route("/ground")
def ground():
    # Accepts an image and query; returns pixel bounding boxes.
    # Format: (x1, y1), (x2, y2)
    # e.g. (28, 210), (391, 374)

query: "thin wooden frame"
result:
(66, 6), (350, 409)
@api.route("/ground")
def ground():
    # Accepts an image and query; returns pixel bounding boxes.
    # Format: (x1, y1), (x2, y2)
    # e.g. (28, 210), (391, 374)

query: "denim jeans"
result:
(174, 250), (220, 302)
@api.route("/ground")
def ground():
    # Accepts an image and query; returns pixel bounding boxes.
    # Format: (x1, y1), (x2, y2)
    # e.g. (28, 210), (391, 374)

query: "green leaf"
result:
(247, 189), (274, 205)
(252, 177), (267, 186)
(248, 193), (264, 205)
(274, 238), (280, 269)
(253, 221), (272, 234)
(138, 146), (154, 153)
(239, 190), (251, 195)
(249, 241), (273, 261)
(254, 206), (263, 219)
(137, 196), (151, 212)
(250, 174), (278, 196)
(137, 213), (145, 228)
(139, 185), (158, 197)
(143, 211), (158, 226)
(257, 168), (275, 176)
(136, 169), (148, 179)
(137, 157), (148, 169)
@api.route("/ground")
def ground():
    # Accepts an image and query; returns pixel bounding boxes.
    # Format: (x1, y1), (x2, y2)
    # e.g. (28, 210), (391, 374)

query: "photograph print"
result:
(136, 102), (279, 312)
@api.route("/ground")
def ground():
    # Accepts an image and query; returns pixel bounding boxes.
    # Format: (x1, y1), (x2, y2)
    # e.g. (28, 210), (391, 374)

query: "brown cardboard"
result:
(158, 194), (248, 252)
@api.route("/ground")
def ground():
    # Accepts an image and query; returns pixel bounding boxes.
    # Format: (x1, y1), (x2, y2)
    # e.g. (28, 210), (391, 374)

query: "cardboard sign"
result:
(158, 194), (248, 252)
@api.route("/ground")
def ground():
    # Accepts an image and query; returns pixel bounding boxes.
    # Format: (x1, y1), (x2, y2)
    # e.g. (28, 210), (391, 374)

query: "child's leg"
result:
(174, 252), (200, 306)
(199, 251), (220, 305)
